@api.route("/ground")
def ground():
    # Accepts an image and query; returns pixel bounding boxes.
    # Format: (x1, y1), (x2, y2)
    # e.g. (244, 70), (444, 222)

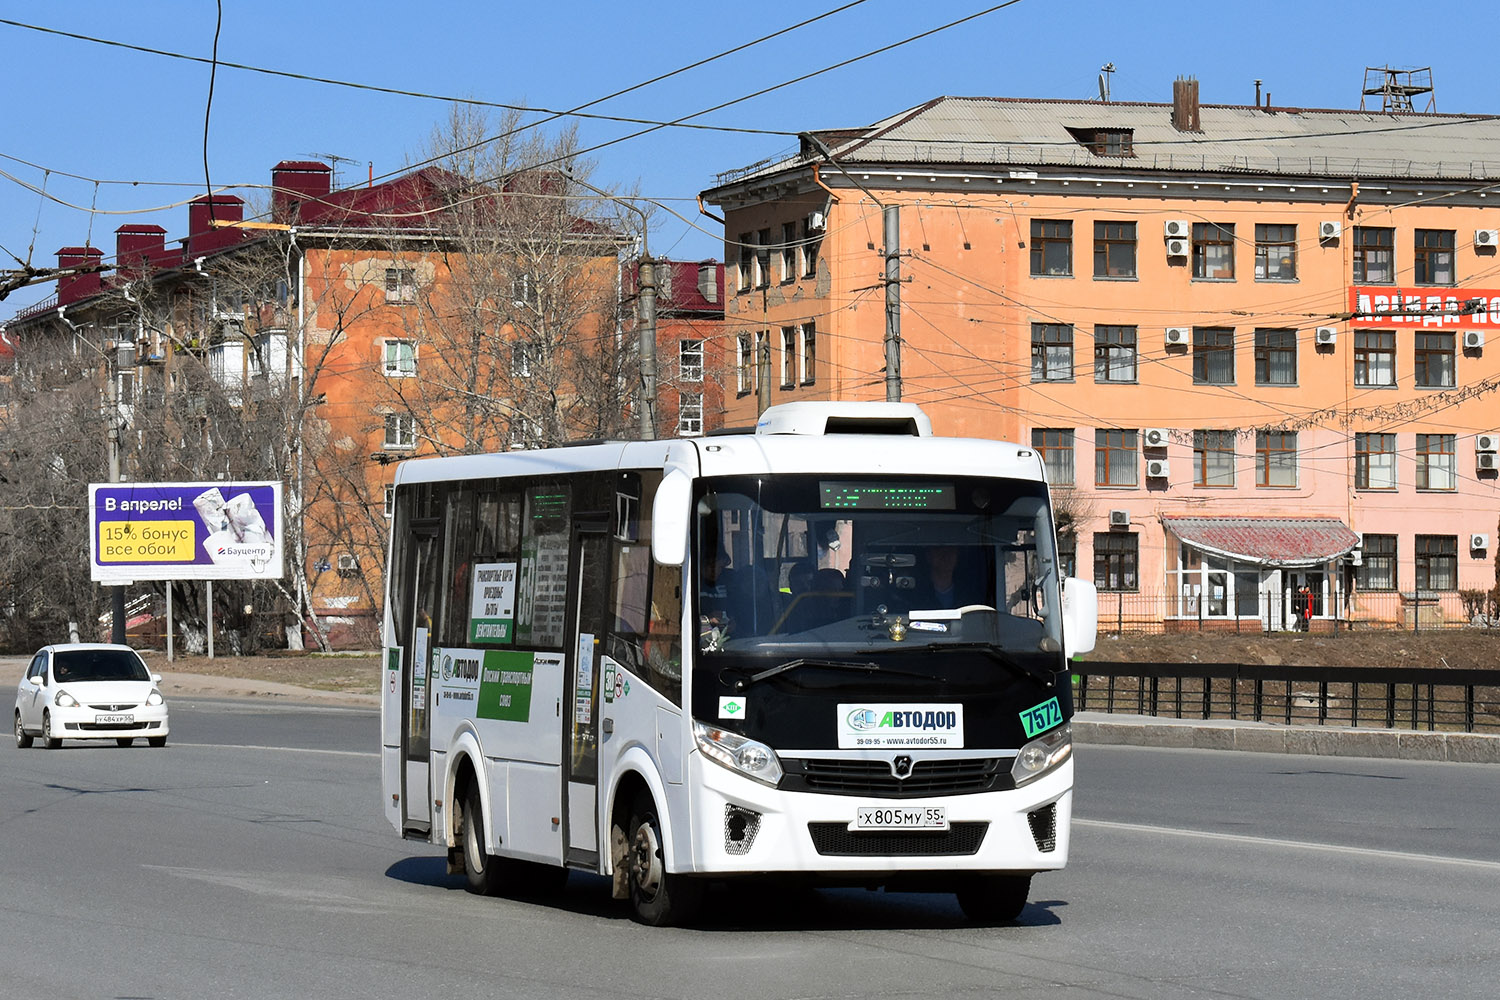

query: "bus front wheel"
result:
(955, 873), (1031, 923)
(461, 783), (503, 896)
(625, 790), (703, 926)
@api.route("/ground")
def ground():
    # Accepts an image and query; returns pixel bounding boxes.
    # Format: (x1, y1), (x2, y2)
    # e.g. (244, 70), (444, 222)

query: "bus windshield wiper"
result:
(922, 641), (1058, 688)
(735, 658), (888, 691)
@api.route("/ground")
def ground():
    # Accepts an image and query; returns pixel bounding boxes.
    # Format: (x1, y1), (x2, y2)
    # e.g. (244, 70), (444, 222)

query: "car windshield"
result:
(693, 474), (1063, 657)
(52, 649), (151, 682)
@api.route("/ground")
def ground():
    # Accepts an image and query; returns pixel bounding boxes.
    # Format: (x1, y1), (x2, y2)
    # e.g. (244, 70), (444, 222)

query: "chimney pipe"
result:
(1254, 79), (1262, 106)
(1171, 76), (1202, 133)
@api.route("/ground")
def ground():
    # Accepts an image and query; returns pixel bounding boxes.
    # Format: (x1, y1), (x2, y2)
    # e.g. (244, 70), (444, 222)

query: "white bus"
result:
(381, 401), (1097, 925)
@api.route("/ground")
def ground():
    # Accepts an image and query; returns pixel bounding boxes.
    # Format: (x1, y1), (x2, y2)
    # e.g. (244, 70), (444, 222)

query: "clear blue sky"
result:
(2, 0), (1495, 316)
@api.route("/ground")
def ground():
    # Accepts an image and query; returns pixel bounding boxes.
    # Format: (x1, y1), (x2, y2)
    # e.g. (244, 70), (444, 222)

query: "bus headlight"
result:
(1011, 723), (1072, 788)
(693, 720), (783, 787)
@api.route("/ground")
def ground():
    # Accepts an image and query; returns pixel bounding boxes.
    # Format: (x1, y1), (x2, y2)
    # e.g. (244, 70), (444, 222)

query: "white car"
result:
(14, 644), (169, 748)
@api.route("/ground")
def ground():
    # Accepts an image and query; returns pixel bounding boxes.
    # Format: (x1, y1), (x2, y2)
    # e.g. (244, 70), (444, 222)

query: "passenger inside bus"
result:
(907, 545), (989, 612)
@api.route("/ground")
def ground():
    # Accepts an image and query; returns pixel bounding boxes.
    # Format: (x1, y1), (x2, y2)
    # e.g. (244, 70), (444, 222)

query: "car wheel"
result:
(41, 711), (61, 750)
(625, 789), (704, 926)
(116, 738), (134, 747)
(14, 712), (32, 749)
(147, 736), (167, 748)
(955, 873), (1031, 924)
(460, 781), (503, 896)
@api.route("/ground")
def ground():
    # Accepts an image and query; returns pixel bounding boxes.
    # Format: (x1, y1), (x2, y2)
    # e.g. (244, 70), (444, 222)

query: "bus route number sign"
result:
(1020, 697), (1063, 738)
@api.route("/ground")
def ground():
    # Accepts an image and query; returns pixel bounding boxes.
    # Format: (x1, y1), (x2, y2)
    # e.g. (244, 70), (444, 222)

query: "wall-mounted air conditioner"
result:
(1165, 327), (1190, 346)
(1471, 533), (1491, 551)
(1166, 237), (1189, 258)
(1143, 428), (1170, 448)
(1463, 330), (1485, 350)
(1479, 453), (1499, 472)
(1164, 219), (1190, 238)
(1146, 459), (1170, 479)
(1477, 433), (1499, 453)
(1315, 327), (1338, 346)
(1108, 509), (1131, 529)
(336, 553), (360, 577)
(1319, 220), (1343, 239)
(1476, 229), (1498, 248)
(806, 211), (826, 231)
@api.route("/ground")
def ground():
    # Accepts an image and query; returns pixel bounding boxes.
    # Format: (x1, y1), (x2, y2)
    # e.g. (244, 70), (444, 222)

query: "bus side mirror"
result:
(651, 469), (692, 566)
(1061, 577), (1098, 660)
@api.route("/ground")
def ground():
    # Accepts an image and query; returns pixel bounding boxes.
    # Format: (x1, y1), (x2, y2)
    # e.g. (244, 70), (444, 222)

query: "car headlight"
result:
(54, 690), (79, 708)
(147, 690), (165, 706)
(1011, 723), (1072, 788)
(693, 720), (783, 787)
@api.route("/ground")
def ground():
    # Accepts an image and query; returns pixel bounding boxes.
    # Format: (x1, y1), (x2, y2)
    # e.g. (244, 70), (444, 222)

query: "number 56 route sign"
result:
(89, 481), (283, 583)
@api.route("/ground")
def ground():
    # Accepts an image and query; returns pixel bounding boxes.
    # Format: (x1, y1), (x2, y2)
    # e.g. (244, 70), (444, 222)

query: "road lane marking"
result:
(171, 742), (377, 758)
(1076, 817), (1500, 871)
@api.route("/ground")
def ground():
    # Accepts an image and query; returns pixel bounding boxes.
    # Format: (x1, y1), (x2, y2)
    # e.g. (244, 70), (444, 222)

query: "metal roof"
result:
(711, 96), (1500, 189)
(1162, 516), (1360, 568)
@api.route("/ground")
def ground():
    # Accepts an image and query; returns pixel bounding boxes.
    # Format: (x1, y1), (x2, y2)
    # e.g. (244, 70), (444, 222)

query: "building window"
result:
(677, 391), (703, 437)
(802, 218), (821, 278)
(1253, 329), (1297, 385)
(1416, 433), (1456, 491)
(780, 221), (798, 283)
(1256, 430), (1297, 487)
(1068, 126), (1135, 157)
(1353, 331), (1396, 386)
(1057, 532), (1077, 578)
(1094, 325), (1137, 382)
(1353, 227), (1395, 283)
(799, 322), (816, 385)
(1415, 535), (1458, 591)
(1357, 534), (1397, 591)
(779, 326), (796, 388)
(1192, 223), (1235, 279)
(755, 228), (771, 289)
(383, 485), (396, 519)
(1095, 429), (1138, 487)
(384, 268), (416, 303)
(736, 233), (753, 293)
(1093, 221), (1136, 278)
(1254, 224), (1297, 280)
(1193, 430), (1236, 487)
(1093, 532), (1139, 592)
(1193, 328), (1235, 384)
(383, 413), (416, 450)
(1031, 428), (1075, 486)
(1030, 220), (1073, 276)
(1414, 332), (1455, 388)
(736, 333), (751, 396)
(1354, 432), (1397, 490)
(510, 340), (535, 378)
(679, 339), (703, 382)
(1414, 229), (1455, 285)
(1031, 323), (1074, 381)
(383, 339), (416, 378)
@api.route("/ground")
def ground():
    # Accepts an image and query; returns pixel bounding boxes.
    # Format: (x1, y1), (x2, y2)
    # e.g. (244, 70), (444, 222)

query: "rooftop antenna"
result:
(1360, 66), (1435, 112)
(303, 151), (358, 189)
(1098, 62), (1115, 103)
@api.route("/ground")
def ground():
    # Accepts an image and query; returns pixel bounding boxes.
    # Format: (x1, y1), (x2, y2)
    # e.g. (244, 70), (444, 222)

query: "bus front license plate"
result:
(852, 806), (947, 831)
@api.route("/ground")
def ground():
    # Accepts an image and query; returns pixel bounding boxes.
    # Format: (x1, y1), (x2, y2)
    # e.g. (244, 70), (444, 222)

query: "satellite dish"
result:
(1099, 74), (1108, 102)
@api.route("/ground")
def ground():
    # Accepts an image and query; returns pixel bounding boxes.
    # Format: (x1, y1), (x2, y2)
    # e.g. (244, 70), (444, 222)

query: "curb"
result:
(1073, 712), (1500, 763)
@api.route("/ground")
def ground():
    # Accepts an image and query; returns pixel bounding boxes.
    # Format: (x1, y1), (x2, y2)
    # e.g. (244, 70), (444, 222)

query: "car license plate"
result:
(95, 713), (133, 725)
(851, 806), (947, 831)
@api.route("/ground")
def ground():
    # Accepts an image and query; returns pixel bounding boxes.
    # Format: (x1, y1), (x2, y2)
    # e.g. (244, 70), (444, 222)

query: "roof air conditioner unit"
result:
(1476, 433), (1499, 452)
(1143, 427), (1170, 448)
(1479, 452), (1499, 471)
(336, 553), (361, 576)
(1319, 220), (1343, 239)
(1165, 326), (1190, 346)
(1463, 330), (1485, 349)
(1165, 237), (1189, 258)
(1146, 459), (1170, 479)
(806, 211), (826, 231)
(1315, 326), (1338, 346)
(1164, 219), (1190, 238)
(1108, 509), (1131, 528)
(1476, 229), (1498, 247)
(1471, 533), (1491, 551)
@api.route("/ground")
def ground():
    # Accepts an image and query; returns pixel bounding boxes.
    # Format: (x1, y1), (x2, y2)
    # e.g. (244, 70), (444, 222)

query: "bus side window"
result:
(607, 470), (681, 705)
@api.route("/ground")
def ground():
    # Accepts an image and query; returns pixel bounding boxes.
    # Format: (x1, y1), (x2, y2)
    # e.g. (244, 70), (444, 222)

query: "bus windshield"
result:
(693, 474), (1063, 659)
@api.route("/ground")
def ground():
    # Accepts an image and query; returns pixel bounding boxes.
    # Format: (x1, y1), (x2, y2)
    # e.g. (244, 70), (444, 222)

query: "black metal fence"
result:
(1072, 661), (1500, 734)
(1092, 587), (1500, 635)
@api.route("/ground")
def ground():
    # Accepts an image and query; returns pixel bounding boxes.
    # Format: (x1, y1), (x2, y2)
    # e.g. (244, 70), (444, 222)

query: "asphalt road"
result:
(1, 696), (1496, 1000)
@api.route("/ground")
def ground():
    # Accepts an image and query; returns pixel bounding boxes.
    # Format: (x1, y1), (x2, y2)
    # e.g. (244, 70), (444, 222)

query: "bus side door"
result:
(563, 524), (609, 868)
(400, 525), (439, 836)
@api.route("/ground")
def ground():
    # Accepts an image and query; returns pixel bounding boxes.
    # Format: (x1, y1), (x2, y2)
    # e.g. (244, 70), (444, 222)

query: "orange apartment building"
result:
(703, 82), (1500, 631)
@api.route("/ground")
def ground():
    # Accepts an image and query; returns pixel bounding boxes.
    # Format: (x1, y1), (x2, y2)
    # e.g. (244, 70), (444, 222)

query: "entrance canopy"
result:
(1162, 516), (1360, 569)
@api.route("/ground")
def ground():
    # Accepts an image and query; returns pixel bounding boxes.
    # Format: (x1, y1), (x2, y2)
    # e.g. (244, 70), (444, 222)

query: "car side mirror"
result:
(151, 673), (163, 684)
(26, 675), (43, 687)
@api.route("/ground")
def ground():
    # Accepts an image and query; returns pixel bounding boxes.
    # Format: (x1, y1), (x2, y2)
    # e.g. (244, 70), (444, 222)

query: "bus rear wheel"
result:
(460, 783), (503, 896)
(625, 790), (703, 926)
(955, 873), (1031, 923)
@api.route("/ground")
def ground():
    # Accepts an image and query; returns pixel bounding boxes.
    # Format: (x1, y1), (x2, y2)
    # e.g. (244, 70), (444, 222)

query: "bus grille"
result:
(783, 757), (1007, 797)
(807, 822), (988, 856)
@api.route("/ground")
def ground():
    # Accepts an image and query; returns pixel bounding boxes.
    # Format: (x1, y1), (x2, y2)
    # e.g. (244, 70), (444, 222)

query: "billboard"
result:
(1350, 286), (1500, 329)
(89, 481), (283, 584)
